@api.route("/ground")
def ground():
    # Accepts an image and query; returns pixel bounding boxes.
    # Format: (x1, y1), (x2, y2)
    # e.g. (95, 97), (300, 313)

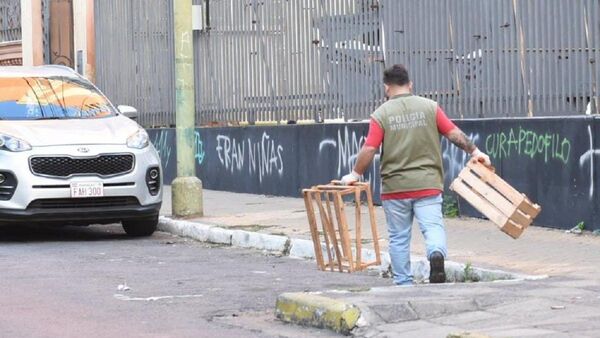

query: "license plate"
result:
(70, 182), (104, 198)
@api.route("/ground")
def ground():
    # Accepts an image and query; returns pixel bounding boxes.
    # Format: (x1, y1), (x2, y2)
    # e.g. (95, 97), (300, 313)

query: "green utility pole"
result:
(171, 0), (203, 217)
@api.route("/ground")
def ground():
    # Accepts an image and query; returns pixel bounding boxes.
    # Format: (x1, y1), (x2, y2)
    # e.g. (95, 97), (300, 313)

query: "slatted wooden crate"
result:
(450, 161), (542, 239)
(302, 181), (381, 272)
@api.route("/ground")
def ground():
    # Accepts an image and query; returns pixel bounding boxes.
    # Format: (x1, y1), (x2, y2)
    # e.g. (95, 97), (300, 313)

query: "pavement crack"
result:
(113, 294), (203, 301)
(405, 301), (421, 321)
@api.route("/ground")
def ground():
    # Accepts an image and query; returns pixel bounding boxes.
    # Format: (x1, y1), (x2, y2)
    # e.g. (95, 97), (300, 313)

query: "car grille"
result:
(28, 197), (140, 209)
(30, 154), (134, 177)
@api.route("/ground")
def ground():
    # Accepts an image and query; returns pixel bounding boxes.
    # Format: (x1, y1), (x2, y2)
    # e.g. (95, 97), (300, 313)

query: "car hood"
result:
(0, 115), (140, 146)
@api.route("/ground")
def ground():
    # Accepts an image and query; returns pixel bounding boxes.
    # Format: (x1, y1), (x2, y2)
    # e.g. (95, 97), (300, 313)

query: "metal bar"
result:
(592, 0), (600, 114)
(508, 0), (517, 116)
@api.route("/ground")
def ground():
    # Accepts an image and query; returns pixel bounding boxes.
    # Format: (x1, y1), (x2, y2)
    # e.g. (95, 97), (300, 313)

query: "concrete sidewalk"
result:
(161, 186), (600, 279)
(276, 277), (600, 337)
(159, 186), (600, 337)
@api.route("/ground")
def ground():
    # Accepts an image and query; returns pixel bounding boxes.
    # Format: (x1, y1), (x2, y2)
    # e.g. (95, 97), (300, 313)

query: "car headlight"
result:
(0, 133), (32, 152)
(127, 129), (149, 149)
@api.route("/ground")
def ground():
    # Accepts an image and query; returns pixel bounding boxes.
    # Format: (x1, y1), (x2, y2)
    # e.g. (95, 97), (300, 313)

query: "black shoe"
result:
(429, 251), (446, 283)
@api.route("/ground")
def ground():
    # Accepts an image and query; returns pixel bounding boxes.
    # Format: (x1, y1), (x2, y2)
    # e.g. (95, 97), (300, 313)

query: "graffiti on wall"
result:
(147, 118), (600, 230)
(319, 126), (366, 177)
(484, 127), (571, 164)
(318, 126), (380, 187)
(151, 129), (205, 169)
(579, 126), (600, 200)
(194, 131), (205, 165)
(151, 129), (173, 169)
(215, 132), (284, 183)
(441, 133), (480, 183)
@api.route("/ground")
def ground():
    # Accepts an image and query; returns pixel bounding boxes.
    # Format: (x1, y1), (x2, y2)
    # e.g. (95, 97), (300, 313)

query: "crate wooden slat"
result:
(302, 182), (381, 272)
(450, 161), (541, 239)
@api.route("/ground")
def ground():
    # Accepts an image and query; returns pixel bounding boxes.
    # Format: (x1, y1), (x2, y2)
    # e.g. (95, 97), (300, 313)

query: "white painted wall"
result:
(20, 0), (43, 66)
(73, 0), (87, 75)
(21, 0), (33, 66)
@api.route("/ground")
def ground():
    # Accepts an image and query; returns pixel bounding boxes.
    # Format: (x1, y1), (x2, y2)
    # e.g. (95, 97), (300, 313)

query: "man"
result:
(341, 64), (491, 285)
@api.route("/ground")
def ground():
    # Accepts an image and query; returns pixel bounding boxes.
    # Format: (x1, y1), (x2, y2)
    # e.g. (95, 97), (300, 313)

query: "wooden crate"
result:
(302, 182), (381, 272)
(450, 161), (541, 239)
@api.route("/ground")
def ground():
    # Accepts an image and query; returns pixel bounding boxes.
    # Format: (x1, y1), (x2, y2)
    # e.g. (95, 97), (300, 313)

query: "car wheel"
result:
(122, 216), (158, 237)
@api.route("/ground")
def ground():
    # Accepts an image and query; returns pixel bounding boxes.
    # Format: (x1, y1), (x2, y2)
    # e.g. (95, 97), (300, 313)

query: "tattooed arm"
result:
(444, 127), (491, 166)
(445, 128), (477, 153)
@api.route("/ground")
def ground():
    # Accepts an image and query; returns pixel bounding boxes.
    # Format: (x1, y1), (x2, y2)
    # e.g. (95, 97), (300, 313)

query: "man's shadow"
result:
(0, 223), (133, 243)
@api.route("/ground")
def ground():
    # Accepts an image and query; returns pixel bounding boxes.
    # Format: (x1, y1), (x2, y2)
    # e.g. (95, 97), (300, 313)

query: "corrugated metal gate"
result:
(383, 0), (600, 118)
(94, 0), (176, 127)
(95, 0), (600, 127)
(195, 0), (384, 124)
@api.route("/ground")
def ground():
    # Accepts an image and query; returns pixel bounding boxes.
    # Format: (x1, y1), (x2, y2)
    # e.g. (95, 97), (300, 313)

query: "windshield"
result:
(0, 76), (117, 120)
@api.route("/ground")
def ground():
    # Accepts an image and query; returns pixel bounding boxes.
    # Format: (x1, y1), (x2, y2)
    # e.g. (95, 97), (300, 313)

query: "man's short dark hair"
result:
(383, 64), (410, 86)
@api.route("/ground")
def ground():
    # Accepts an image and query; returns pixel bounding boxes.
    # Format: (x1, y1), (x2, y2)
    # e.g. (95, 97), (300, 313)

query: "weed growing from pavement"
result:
(463, 262), (478, 282)
(443, 194), (459, 218)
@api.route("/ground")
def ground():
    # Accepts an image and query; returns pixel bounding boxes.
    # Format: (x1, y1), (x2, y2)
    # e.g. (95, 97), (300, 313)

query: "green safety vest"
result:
(371, 93), (444, 193)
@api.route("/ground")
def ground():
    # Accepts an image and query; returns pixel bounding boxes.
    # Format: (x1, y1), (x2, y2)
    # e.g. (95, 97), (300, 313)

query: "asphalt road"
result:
(0, 224), (390, 338)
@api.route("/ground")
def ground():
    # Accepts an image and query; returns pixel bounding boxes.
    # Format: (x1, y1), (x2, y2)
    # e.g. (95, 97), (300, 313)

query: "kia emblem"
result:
(77, 147), (90, 153)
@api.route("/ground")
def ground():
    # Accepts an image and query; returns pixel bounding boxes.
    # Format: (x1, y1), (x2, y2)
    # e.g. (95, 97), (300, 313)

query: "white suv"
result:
(0, 65), (162, 236)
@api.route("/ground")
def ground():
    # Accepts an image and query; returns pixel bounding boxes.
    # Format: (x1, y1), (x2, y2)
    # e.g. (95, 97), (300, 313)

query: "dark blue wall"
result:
(148, 116), (600, 231)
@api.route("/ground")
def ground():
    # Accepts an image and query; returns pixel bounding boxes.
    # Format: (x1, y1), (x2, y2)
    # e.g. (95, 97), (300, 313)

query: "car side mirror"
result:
(118, 105), (139, 120)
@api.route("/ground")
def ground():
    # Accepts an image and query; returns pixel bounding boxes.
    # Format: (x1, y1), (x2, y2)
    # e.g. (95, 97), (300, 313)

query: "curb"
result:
(158, 216), (546, 282)
(232, 229), (290, 252)
(159, 216), (288, 253)
(275, 292), (361, 335)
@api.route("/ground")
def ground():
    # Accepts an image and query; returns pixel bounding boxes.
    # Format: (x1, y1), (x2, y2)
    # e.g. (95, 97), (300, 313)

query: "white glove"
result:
(340, 171), (361, 185)
(470, 148), (491, 167)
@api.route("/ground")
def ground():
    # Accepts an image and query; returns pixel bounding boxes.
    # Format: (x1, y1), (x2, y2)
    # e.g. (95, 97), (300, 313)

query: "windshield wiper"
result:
(34, 116), (63, 120)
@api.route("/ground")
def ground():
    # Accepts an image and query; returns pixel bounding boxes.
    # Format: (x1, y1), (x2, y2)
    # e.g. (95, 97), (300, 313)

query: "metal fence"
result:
(94, 0), (176, 127)
(384, 0), (600, 118)
(95, 0), (600, 127)
(0, 0), (20, 42)
(195, 0), (385, 124)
